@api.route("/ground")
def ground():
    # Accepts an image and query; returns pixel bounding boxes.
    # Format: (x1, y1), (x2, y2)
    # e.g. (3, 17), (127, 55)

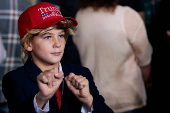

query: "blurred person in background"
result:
(118, 0), (145, 22)
(73, 0), (153, 112)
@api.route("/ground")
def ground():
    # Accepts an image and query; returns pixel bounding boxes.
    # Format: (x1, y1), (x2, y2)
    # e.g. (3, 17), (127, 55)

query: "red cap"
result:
(18, 2), (78, 39)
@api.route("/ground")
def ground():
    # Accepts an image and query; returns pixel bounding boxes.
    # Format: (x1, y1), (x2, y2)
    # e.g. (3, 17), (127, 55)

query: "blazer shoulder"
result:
(3, 66), (26, 81)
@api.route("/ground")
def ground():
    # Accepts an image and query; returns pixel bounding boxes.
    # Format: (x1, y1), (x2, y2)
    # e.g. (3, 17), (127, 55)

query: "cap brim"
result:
(32, 17), (78, 29)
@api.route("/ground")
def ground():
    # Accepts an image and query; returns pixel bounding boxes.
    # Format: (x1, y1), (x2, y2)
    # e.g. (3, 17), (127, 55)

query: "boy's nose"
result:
(53, 38), (61, 48)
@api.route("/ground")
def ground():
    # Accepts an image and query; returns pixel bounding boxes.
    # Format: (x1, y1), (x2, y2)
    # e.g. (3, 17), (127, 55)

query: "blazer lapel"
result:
(50, 95), (60, 112)
(24, 56), (42, 84)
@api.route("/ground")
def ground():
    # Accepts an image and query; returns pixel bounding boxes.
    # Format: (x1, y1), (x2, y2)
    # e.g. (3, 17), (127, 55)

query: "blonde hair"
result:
(20, 19), (76, 63)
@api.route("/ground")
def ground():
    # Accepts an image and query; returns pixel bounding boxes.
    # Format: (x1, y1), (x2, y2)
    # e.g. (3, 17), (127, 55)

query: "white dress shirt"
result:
(33, 62), (93, 113)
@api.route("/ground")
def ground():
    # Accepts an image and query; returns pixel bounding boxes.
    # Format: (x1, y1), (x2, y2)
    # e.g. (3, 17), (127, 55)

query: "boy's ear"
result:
(24, 42), (33, 52)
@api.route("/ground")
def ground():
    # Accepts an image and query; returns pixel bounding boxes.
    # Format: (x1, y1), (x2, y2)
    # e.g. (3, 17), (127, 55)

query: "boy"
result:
(2, 2), (114, 113)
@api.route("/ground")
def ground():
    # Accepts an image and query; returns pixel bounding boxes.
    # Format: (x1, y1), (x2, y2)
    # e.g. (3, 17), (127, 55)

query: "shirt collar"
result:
(59, 62), (62, 72)
(59, 62), (64, 79)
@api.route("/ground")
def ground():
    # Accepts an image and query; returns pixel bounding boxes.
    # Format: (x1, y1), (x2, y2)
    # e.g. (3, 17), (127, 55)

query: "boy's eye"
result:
(44, 36), (51, 39)
(59, 35), (64, 38)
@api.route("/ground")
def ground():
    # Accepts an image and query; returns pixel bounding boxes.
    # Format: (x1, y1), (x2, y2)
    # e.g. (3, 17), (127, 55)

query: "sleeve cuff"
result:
(33, 94), (49, 113)
(81, 105), (94, 113)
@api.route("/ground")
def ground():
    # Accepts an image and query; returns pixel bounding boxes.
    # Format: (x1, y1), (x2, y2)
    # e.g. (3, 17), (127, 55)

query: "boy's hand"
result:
(36, 68), (63, 108)
(64, 73), (93, 111)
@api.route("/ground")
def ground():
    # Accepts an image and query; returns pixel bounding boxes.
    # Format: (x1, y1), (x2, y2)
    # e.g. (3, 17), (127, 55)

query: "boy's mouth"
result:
(51, 52), (61, 56)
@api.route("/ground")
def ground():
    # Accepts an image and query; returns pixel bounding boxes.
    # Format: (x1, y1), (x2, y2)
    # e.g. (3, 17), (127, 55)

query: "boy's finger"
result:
(37, 74), (48, 84)
(78, 78), (87, 89)
(54, 68), (58, 75)
(64, 77), (71, 87)
(54, 71), (64, 79)
(68, 73), (75, 81)
(46, 72), (53, 88)
(75, 76), (84, 89)
(70, 74), (79, 87)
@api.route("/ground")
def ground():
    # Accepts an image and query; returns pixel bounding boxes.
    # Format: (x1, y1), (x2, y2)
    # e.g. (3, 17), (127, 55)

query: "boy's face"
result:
(27, 29), (66, 66)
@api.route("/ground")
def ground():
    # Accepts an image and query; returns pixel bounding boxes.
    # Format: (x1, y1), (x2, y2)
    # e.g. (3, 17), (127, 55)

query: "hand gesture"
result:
(64, 73), (93, 111)
(36, 68), (63, 108)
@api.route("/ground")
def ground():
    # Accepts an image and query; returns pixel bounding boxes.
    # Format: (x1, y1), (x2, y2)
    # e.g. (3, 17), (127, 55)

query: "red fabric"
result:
(55, 85), (62, 109)
(18, 2), (78, 39)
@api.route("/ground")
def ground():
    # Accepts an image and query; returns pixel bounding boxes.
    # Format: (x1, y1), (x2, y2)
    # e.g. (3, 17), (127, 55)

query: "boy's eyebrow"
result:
(59, 31), (65, 34)
(40, 32), (56, 37)
(39, 30), (65, 36)
(41, 32), (51, 36)
(38, 32), (50, 37)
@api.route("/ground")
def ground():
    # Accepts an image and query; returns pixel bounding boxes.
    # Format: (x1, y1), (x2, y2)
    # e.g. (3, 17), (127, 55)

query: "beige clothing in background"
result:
(73, 5), (153, 112)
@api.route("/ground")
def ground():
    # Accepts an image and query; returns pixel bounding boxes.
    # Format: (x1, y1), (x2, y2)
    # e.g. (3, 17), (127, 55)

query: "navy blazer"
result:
(2, 56), (114, 113)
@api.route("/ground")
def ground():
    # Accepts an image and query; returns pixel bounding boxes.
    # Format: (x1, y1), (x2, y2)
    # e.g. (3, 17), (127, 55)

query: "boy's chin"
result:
(46, 56), (63, 65)
(48, 61), (60, 65)
(50, 59), (62, 64)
